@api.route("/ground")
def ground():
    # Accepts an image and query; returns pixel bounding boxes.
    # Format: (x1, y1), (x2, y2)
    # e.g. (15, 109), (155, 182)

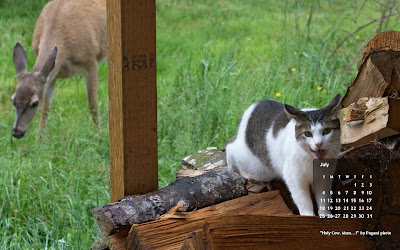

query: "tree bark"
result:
(93, 169), (247, 236)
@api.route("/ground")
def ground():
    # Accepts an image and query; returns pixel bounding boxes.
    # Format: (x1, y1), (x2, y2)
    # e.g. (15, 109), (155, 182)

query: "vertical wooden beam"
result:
(107, 0), (158, 202)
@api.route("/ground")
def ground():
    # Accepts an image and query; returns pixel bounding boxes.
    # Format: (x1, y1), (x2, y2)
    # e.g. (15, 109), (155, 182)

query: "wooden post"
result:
(107, 0), (158, 202)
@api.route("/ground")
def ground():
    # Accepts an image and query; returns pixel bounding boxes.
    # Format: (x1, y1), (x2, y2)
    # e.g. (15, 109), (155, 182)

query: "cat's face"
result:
(284, 94), (341, 159)
(294, 114), (341, 159)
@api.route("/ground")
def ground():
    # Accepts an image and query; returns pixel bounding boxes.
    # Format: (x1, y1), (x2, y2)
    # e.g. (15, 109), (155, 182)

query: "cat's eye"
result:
(304, 131), (313, 137)
(322, 128), (331, 135)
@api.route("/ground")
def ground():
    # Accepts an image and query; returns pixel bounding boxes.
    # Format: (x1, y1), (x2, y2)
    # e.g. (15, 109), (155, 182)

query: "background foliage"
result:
(0, 0), (398, 248)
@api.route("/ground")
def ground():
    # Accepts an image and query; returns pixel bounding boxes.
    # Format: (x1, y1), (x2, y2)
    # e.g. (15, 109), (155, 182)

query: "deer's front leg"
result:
(84, 61), (99, 125)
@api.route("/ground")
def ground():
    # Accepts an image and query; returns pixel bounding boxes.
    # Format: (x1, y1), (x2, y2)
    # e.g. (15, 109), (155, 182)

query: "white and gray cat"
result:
(226, 94), (341, 216)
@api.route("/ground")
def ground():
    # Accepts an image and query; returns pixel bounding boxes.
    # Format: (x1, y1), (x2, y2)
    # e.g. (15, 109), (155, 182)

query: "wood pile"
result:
(128, 191), (291, 249)
(92, 31), (400, 250)
(341, 30), (400, 147)
(92, 144), (400, 249)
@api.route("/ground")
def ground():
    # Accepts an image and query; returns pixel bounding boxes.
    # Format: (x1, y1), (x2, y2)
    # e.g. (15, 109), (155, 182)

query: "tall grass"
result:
(0, 0), (397, 248)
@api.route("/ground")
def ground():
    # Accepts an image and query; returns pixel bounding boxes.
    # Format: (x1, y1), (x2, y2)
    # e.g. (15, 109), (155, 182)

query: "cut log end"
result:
(363, 30), (400, 55)
(343, 31), (400, 108)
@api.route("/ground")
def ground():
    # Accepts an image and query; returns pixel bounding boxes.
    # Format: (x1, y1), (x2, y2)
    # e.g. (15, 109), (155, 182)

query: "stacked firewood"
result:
(341, 30), (400, 148)
(91, 31), (400, 250)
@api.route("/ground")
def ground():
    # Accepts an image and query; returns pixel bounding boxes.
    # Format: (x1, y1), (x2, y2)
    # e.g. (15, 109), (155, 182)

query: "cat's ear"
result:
(322, 94), (341, 115)
(284, 104), (306, 121)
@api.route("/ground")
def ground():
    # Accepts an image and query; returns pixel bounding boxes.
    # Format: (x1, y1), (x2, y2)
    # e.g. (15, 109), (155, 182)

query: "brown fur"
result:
(11, 0), (106, 139)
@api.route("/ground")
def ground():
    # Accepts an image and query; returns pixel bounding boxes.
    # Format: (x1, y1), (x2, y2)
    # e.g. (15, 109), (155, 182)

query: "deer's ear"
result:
(11, 93), (16, 103)
(13, 42), (27, 74)
(40, 46), (57, 79)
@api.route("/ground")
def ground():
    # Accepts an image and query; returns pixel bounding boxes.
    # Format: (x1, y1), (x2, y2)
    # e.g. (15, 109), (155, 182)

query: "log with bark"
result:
(126, 191), (292, 250)
(92, 169), (247, 237)
(180, 147), (227, 171)
(176, 148), (300, 214)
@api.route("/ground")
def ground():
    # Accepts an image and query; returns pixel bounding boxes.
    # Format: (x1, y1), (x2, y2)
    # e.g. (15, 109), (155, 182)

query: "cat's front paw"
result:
(300, 210), (315, 216)
(318, 209), (332, 217)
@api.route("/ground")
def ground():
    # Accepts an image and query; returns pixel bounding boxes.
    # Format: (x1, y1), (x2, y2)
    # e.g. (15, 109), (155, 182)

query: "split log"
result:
(342, 52), (396, 107)
(343, 98), (369, 122)
(92, 169), (247, 236)
(180, 238), (196, 250)
(184, 215), (367, 249)
(127, 191), (292, 250)
(342, 31), (400, 107)
(340, 96), (400, 147)
(108, 229), (130, 250)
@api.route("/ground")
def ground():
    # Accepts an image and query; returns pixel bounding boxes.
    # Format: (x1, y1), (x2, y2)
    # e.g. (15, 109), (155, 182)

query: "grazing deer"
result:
(11, 0), (106, 139)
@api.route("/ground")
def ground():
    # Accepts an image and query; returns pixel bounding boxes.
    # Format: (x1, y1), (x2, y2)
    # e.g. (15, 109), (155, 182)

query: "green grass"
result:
(0, 0), (397, 248)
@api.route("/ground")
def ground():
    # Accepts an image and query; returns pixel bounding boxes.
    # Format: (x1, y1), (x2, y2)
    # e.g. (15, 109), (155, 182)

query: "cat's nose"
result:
(315, 142), (323, 148)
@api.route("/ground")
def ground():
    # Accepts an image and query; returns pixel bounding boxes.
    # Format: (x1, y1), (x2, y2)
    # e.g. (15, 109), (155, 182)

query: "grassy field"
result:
(0, 0), (398, 248)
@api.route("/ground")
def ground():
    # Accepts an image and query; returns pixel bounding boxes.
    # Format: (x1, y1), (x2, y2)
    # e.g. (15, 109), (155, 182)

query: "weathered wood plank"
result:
(186, 215), (367, 249)
(107, 0), (158, 202)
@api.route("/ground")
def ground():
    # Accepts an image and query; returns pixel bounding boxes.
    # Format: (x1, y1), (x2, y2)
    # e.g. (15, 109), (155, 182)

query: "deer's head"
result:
(11, 42), (57, 138)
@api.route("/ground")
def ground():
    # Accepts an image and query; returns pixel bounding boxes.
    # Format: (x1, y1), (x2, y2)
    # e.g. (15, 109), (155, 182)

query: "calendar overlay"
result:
(312, 144), (400, 246)
(313, 158), (380, 221)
